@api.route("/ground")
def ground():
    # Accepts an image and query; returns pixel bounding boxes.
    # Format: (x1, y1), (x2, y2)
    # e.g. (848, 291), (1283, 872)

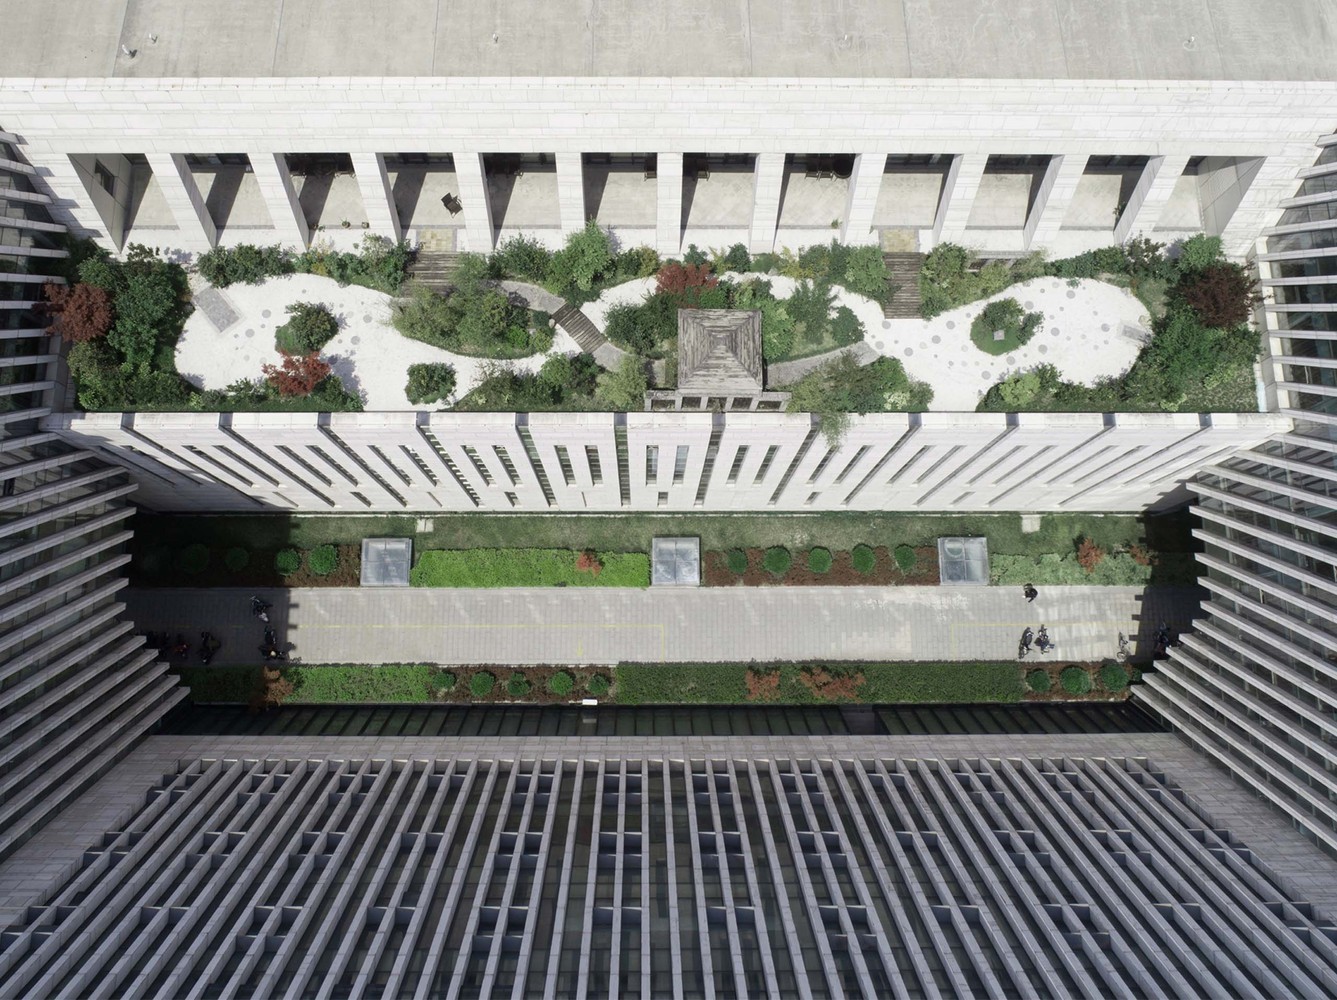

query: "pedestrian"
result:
(1023, 583), (1038, 603)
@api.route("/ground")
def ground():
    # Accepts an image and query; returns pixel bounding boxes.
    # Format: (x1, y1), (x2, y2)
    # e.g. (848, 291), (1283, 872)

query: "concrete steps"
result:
(407, 250), (462, 292)
(883, 252), (926, 320)
(552, 303), (608, 354)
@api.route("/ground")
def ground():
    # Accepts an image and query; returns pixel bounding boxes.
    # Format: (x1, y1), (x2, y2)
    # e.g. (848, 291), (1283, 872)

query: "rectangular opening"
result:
(554, 445), (576, 486)
(754, 445), (779, 484)
(645, 445), (659, 484)
(726, 446), (748, 484)
(673, 445), (689, 485)
(585, 446), (603, 485)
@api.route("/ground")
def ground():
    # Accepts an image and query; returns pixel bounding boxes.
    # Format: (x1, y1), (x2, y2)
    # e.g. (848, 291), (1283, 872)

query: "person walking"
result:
(1023, 583), (1038, 603)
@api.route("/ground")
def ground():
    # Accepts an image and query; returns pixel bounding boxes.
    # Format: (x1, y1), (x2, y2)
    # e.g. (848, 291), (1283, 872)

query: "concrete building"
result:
(5, 2), (1337, 995)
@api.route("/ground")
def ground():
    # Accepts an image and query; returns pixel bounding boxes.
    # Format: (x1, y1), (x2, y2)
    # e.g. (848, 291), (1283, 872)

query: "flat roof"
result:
(2, 0), (1335, 82)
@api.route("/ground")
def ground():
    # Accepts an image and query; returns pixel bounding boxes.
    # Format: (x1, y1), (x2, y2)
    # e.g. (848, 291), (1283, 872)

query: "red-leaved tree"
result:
(575, 550), (603, 577)
(1177, 262), (1261, 328)
(262, 352), (331, 397)
(655, 262), (718, 305)
(42, 281), (114, 343)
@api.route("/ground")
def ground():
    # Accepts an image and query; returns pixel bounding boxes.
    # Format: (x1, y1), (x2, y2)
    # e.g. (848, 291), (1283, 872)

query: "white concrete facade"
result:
(1, 75), (1330, 257)
(42, 410), (1288, 515)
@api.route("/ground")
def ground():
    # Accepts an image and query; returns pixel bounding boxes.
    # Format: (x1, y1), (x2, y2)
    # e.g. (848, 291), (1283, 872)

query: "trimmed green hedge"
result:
(1026, 669), (1051, 693)
(807, 547), (832, 573)
(1100, 662), (1131, 691)
(726, 548), (749, 575)
(549, 671), (575, 696)
(851, 544), (876, 574)
(587, 675), (610, 696)
(411, 549), (650, 587)
(181, 664), (436, 703)
(307, 543), (338, 576)
(275, 548), (301, 575)
(470, 672), (496, 697)
(893, 544), (917, 573)
(1061, 666), (1093, 695)
(763, 546), (792, 576)
(614, 661), (1025, 705)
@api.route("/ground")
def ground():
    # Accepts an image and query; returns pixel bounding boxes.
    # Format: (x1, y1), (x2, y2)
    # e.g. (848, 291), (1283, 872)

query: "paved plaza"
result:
(126, 584), (1201, 666)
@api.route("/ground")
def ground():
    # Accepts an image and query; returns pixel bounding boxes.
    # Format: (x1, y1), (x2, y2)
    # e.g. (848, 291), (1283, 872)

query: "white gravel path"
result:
(176, 274), (579, 410)
(586, 272), (1149, 410)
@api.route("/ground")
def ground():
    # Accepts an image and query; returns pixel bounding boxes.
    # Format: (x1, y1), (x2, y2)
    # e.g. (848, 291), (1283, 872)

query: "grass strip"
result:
(613, 661), (1026, 705)
(180, 664), (437, 704)
(410, 549), (649, 587)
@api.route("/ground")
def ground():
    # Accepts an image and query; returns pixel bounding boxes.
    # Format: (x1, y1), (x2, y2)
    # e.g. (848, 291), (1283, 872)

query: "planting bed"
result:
(703, 545), (939, 586)
(134, 542), (361, 588)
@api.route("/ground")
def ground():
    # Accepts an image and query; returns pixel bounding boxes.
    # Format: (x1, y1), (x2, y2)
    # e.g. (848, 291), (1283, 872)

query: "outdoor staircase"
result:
(552, 303), (608, 353)
(407, 250), (462, 292)
(882, 252), (926, 320)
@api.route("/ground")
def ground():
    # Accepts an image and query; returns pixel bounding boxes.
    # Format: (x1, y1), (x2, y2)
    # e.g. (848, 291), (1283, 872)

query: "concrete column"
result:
(933, 153), (989, 246)
(1113, 153), (1191, 243)
(248, 152), (309, 247)
(749, 153), (786, 254)
(841, 153), (887, 246)
(656, 152), (683, 255)
(349, 152), (401, 243)
(1024, 154), (1088, 249)
(143, 153), (216, 250)
(1219, 155), (1304, 257)
(22, 152), (119, 249)
(453, 151), (494, 252)
(556, 153), (586, 236)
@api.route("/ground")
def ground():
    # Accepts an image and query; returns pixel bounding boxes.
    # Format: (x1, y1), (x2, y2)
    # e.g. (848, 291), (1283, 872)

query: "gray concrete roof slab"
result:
(276, 0), (439, 79)
(902, 0), (1072, 79)
(747, 0), (913, 78)
(1052, 0), (1226, 81)
(1, 0), (1335, 82)
(113, 0), (286, 79)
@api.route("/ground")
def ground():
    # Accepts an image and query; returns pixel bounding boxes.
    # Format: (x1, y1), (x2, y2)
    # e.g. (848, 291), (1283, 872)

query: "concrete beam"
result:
(933, 153), (989, 246)
(841, 153), (887, 246)
(655, 152), (683, 255)
(453, 151), (494, 252)
(1024, 154), (1088, 249)
(556, 152), (586, 236)
(749, 153), (785, 253)
(349, 152), (401, 243)
(1114, 154), (1191, 243)
(247, 152), (308, 248)
(143, 153), (216, 250)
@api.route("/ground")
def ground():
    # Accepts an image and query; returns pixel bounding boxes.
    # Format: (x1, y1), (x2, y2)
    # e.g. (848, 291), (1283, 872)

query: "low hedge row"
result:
(614, 661), (1025, 705)
(181, 664), (437, 704)
(411, 549), (649, 587)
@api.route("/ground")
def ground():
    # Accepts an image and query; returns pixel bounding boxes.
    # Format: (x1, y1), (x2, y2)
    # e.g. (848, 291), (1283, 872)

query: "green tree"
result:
(595, 355), (648, 410)
(404, 363), (457, 405)
(551, 220), (613, 292)
(274, 301), (339, 354)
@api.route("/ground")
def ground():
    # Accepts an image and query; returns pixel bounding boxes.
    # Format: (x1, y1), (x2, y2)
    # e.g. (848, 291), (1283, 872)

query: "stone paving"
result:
(125, 584), (1201, 666)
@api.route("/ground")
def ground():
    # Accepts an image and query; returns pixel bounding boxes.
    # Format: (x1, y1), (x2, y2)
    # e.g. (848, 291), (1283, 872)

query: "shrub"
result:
(308, 544), (338, 576)
(262, 352), (332, 397)
(683, 244), (708, 266)
(1026, 669), (1051, 693)
(828, 305), (864, 346)
(970, 298), (1043, 355)
(177, 543), (210, 575)
(507, 673), (531, 698)
(196, 243), (294, 287)
(294, 235), (414, 294)
(548, 671), (575, 696)
(436, 671), (457, 693)
(575, 550), (603, 576)
(1175, 234), (1223, 274)
(549, 220), (613, 293)
(851, 544), (876, 574)
(275, 548), (301, 575)
(602, 294), (678, 357)
(594, 355), (648, 410)
(1060, 666), (1093, 695)
(586, 674), (610, 696)
(41, 282), (114, 342)
(274, 302), (339, 354)
(1076, 537), (1106, 573)
(1100, 662), (1131, 692)
(893, 544), (917, 574)
(785, 280), (836, 343)
(726, 548), (749, 575)
(404, 362), (457, 405)
(470, 671), (496, 697)
(223, 547), (250, 572)
(841, 245), (890, 303)
(807, 547), (833, 573)
(493, 234), (553, 283)
(763, 546), (792, 576)
(1176, 262), (1261, 328)
(721, 243), (752, 272)
(786, 355), (932, 444)
(799, 666), (865, 701)
(656, 261), (719, 304)
(746, 669), (781, 701)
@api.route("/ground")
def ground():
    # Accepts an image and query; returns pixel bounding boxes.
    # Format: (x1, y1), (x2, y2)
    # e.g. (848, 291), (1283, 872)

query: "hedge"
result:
(851, 544), (877, 574)
(275, 548), (301, 575)
(807, 547), (832, 573)
(549, 671), (575, 696)
(726, 548), (749, 575)
(614, 661), (1025, 705)
(223, 547), (250, 572)
(1061, 666), (1093, 695)
(411, 549), (650, 587)
(763, 546), (792, 576)
(1100, 662), (1131, 691)
(307, 543), (338, 576)
(181, 664), (436, 703)
(893, 544), (917, 573)
(587, 675), (610, 696)
(178, 543), (210, 575)
(507, 673), (531, 698)
(470, 672), (496, 697)
(1026, 669), (1051, 693)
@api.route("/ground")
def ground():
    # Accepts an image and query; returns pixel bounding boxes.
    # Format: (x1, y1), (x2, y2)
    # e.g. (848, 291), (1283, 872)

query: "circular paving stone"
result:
(1037, 344), (1048, 354)
(882, 321), (891, 330)
(931, 335), (941, 344)
(946, 321), (956, 329)
(1006, 355), (1016, 365)
(350, 335), (361, 345)
(261, 310), (271, 318)
(1050, 327), (1060, 336)
(1101, 323), (1110, 332)
(904, 348), (913, 357)
(244, 329), (255, 338)
(1024, 301), (1034, 309)
(363, 314), (372, 323)
(1066, 290), (1076, 299)
(981, 370), (992, 380)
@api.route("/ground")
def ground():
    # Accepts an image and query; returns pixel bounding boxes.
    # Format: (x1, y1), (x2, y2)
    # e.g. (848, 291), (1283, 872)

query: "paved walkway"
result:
(126, 585), (1201, 666)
